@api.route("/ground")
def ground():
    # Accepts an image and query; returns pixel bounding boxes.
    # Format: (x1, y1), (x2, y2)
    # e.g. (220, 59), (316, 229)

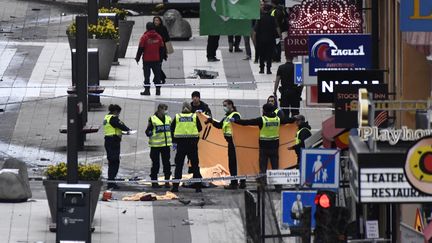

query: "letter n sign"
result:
(400, 0), (432, 31)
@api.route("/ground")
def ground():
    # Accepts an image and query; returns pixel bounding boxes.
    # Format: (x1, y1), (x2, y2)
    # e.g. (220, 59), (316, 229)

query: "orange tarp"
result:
(231, 123), (298, 175)
(196, 113), (298, 176)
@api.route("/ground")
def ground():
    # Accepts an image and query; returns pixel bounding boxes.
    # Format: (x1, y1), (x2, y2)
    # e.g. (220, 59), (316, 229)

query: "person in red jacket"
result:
(135, 22), (165, 96)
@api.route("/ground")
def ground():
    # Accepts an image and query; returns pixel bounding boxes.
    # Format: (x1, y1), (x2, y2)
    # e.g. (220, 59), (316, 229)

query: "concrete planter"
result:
(43, 180), (103, 224)
(118, 20), (135, 58)
(67, 37), (117, 80)
(88, 38), (117, 80)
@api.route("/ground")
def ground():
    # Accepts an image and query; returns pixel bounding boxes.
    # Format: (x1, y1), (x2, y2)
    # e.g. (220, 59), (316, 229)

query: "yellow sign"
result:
(405, 137), (432, 195)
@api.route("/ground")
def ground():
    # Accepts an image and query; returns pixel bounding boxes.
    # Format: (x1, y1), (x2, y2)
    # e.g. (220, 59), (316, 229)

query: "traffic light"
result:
(314, 190), (350, 243)
(314, 190), (337, 243)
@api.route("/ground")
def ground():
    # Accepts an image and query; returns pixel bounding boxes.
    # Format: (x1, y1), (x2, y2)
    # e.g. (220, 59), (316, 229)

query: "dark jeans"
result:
(150, 146), (171, 180)
(258, 42), (275, 70)
(143, 61), (161, 88)
(226, 137), (244, 185)
(207, 35), (220, 59)
(273, 42), (281, 62)
(160, 62), (166, 83)
(174, 139), (202, 187)
(259, 147), (279, 173)
(228, 35), (241, 48)
(280, 89), (300, 117)
(243, 36), (252, 57)
(105, 136), (121, 187)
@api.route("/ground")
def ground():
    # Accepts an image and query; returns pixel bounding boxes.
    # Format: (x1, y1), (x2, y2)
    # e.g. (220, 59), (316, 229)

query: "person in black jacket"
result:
(207, 99), (246, 189)
(153, 16), (170, 84)
(289, 115), (312, 166)
(103, 104), (131, 189)
(267, 95), (285, 121)
(253, 4), (279, 74)
(190, 91), (212, 116)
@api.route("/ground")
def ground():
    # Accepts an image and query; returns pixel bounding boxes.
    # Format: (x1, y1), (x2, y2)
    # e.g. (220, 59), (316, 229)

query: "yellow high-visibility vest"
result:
(149, 115), (172, 147)
(259, 116), (280, 140)
(295, 127), (311, 145)
(103, 114), (122, 136)
(173, 113), (199, 138)
(222, 111), (241, 137)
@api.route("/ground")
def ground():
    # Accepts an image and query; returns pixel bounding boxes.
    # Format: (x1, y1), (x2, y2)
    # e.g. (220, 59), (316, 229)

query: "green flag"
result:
(200, 0), (251, 36)
(215, 0), (260, 19)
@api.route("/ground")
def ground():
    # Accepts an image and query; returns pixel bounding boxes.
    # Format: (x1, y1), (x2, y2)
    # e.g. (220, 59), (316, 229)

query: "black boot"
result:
(140, 87), (150, 96)
(152, 183), (161, 188)
(171, 183), (179, 192)
(195, 182), (202, 193)
(156, 86), (161, 96)
(239, 180), (247, 189)
(267, 67), (272, 75)
(259, 68), (264, 74)
(229, 42), (233, 53)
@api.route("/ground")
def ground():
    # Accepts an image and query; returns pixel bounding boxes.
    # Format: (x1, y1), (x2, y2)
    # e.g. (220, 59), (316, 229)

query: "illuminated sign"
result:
(317, 70), (383, 103)
(285, 0), (363, 57)
(334, 84), (388, 129)
(308, 34), (371, 76)
(358, 126), (432, 145)
(405, 136), (432, 195)
(400, 0), (432, 31)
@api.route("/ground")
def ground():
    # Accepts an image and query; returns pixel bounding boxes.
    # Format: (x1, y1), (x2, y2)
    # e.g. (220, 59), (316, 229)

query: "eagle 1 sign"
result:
(300, 148), (340, 189)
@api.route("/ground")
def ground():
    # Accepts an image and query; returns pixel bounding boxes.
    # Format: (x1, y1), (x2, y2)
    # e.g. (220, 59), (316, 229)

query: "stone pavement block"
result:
(153, 206), (191, 243)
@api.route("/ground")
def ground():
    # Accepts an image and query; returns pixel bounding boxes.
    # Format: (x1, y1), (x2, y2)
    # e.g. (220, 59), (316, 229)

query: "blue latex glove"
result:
(172, 143), (177, 151)
(229, 118), (236, 122)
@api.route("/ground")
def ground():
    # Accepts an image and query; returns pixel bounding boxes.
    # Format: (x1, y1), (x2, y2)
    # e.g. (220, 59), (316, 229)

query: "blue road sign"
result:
(294, 62), (303, 85)
(300, 148), (340, 189)
(281, 191), (317, 229)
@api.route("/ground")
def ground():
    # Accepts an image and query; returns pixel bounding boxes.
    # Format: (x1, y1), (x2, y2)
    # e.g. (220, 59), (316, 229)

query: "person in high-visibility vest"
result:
(170, 102), (203, 193)
(235, 103), (293, 173)
(288, 115), (312, 166)
(145, 103), (172, 189)
(207, 99), (245, 189)
(103, 104), (131, 190)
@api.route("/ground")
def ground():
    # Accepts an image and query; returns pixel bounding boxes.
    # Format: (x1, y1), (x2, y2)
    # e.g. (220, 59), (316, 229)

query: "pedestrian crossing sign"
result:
(300, 148), (340, 189)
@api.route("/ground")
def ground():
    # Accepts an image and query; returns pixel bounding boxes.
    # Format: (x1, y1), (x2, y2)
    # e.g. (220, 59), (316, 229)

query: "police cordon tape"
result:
(0, 80), (283, 89)
(0, 93), (335, 111)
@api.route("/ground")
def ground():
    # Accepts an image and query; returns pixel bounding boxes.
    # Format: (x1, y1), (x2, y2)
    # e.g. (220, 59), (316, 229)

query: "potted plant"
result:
(66, 18), (119, 80)
(43, 162), (103, 226)
(99, 7), (135, 58)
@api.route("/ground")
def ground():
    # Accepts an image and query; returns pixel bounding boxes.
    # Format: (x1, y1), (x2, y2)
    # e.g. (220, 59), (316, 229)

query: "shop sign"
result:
(285, 0), (363, 57)
(400, 0), (432, 32)
(334, 84), (388, 129)
(358, 126), (432, 145)
(358, 168), (432, 203)
(405, 136), (432, 195)
(317, 70), (383, 103)
(308, 34), (371, 76)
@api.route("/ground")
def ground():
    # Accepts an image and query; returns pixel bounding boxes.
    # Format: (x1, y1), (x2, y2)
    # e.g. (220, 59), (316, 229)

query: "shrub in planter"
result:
(43, 163), (103, 225)
(99, 7), (135, 58)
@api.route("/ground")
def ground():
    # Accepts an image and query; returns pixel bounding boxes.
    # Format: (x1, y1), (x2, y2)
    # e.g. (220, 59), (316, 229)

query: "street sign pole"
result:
(87, 0), (98, 25)
(67, 95), (79, 184)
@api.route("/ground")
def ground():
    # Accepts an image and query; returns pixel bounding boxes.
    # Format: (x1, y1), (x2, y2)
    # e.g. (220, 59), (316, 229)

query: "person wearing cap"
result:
(145, 103), (172, 189)
(103, 104), (131, 190)
(235, 103), (293, 173)
(171, 102), (203, 193)
(207, 99), (246, 189)
(288, 115), (312, 166)
(136, 22), (165, 96)
(190, 91), (212, 116)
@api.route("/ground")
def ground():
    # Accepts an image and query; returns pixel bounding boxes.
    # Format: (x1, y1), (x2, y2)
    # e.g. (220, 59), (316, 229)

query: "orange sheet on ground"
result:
(196, 113), (229, 171)
(231, 123), (298, 175)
